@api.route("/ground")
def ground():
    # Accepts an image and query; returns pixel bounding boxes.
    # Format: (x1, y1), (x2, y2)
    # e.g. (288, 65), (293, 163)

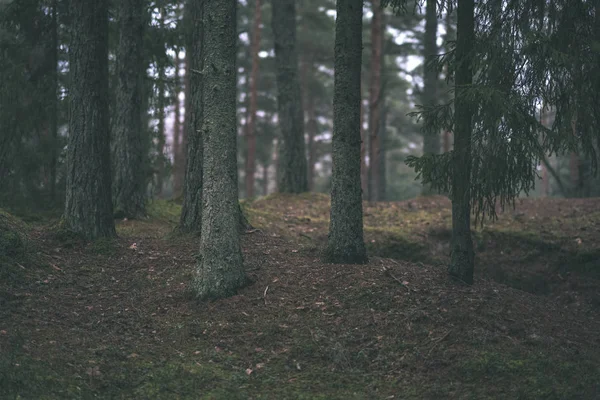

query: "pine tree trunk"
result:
(448, 0), (475, 284)
(172, 49), (183, 198)
(262, 162), (269, 195)
(65, 0), (115, 240)
(194, 0), (247, 299)
(245, 0), (261, 199)
(421, 0), (440, 196)
(367, 0), (383, 202)
(179, 0), (204, 233)
(113, 0), (147, 219)
(360, 98), (367, 196)
(272, 0), (308, 194)
(49, 0), (58, 202)
(156, 61), (166, 197)
(323, 0), (367, 265)
(306, 90), (317, 192)
(378, 105), (387, 201)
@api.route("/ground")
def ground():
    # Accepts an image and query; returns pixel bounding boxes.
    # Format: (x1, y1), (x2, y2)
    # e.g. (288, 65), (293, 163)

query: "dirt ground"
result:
(1, 194), (599, 399)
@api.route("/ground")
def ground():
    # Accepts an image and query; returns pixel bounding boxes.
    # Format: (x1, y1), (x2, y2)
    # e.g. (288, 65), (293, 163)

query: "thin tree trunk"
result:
(448, 0), (474, 284)
(156, 63), (166, 197)
(360, 98), (367, 196)
(323, 0), (367, 264)
(172, 48), (183, 197)
(306, 89), (317, 191)
(194, 0), (247, 300)
(65, 0), (115, 239)
(367, 0), (383, 202)
(272, 0), (308, 193)
(179, 0), (204, 233)
(113, 0), (147, 219)
(245, 0), (261, 198)
(49, 0), (59, 202)
(421, 0), (440, 195)
(378, 104), (387, 201)
(262, 162), (269, 195)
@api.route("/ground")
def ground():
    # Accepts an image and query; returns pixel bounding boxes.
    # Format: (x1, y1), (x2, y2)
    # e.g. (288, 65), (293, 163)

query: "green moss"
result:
(147, 200), (182, 224)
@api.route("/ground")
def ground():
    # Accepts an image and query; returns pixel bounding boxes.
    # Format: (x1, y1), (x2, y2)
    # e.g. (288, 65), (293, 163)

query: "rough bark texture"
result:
(113, 0), (147, 219)
(367, 0), (383, 202)
(448, 0), (475, 284)
(179, 0), (204, 233)
(421, 0), (440, 196)
(65, 0), (115, 240)
(323, 0), (367, 265)
(272, 0), (308, 194)
(194, 0), (246, 300)
(245, 0), (261, 198)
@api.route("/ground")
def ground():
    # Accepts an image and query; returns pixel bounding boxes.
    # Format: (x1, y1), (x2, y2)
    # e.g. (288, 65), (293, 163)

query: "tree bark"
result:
(448, 0), (475, 284)
(179, 0), (204, 233)
(421, 0), (440, 196)
(65, 0), (115, 240)
(323, 0), (367, 264)
(378, 104), (387, 201)
(367, 0), (383, 202)
(113, 0), (147, 219)
(272, 0), (308, 194)
(245, 0), (261, 198)
(194, 0), (247, 299)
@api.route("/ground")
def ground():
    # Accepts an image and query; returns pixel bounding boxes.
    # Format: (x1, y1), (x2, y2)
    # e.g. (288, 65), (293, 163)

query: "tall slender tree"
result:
(172, 48), (183, 197)
(367, 0), (383, 201)
(447, 0), (474, 283)
(194, 0), (247, 299)
(272, 0), (308, 193)
(179, 0), (204, 233)
(421, 0), (439, 195)
(65, 0), (115, 239)
(323, 0), (368, 264)
(245, 0), (262, 198)
(113, 0), (147, 219)
(49, 0), (59, 202)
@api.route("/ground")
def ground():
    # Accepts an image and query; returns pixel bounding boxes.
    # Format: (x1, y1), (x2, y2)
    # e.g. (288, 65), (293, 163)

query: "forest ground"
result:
(1, 193), (599, 399)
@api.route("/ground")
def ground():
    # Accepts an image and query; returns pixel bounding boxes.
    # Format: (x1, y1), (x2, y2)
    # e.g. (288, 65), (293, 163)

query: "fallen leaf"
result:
(129, 243), (137, 250)
(245, 368), (253, 375)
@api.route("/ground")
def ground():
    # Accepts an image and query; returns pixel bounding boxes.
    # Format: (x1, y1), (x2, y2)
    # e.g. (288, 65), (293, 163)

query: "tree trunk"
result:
(113, 0), (147, 219)
(448, 0), (475, 284)
(245, 0), (261, 198)
(360, 98), (367, 196)
(179, 0), (204, 233)
(49, 0), (59, 202)
(156, 62), (166, 197)
(262, 162), (269, 195)
(172, 49), (183, 198)
(323, 0), (367, 265)
(65, 0), (115, 240)
(421, 0), (440, 196)
(378, 104), (387, 201)
(306, 89), (317, 191)
(194, 0), (247, 299)
(272, 0), (308, 194)
(367, 0), (383, 202)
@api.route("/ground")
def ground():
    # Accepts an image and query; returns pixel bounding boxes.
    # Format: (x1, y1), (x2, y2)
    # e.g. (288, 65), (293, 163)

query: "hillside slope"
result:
(1, 196), (599, 399)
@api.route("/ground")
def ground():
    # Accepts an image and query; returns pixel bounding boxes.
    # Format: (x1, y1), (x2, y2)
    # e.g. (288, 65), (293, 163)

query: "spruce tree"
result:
(179, 0), (204, 233)
(113, 0), (148, 219)
(323, 0), (368, 265)
(272, 0), (308, 194)
(64, 0), (115, 240)
(194, 0), (247, 299)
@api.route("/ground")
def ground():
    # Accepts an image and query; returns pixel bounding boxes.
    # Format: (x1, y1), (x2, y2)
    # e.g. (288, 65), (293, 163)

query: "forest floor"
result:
(1, 193), (599, 399)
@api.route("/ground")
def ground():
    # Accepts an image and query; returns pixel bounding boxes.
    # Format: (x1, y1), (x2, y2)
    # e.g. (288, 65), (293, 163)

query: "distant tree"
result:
(194, 0), (247, 299)
(272, 0), (308, 194)
(64, 0), (115, 239)
(420, 0), (439, 196)
(367, 0), (384, 201)
(245, 0), (262, 198)
(113, 0), (148, 219)
(179, 0), (204, 233)
(323, 0), (368, 264)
